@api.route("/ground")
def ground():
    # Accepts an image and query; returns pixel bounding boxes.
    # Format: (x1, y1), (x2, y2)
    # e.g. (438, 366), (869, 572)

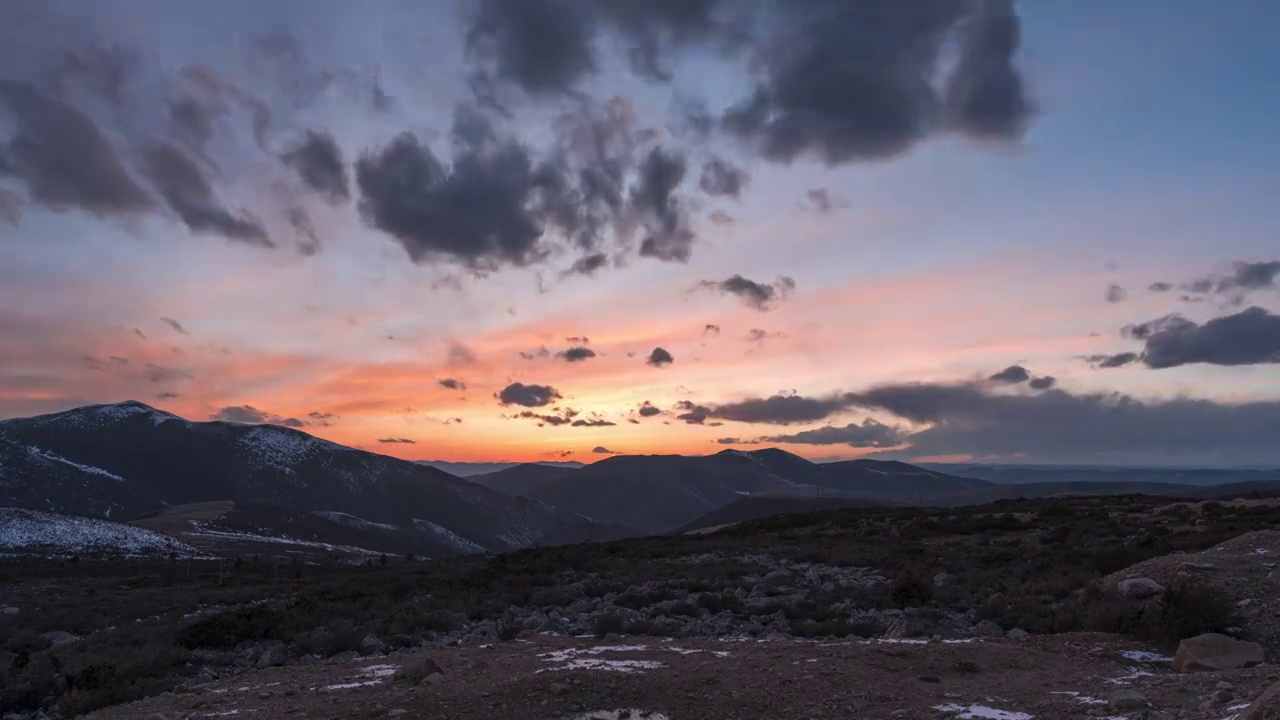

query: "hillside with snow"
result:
(0, 507), (202, 558)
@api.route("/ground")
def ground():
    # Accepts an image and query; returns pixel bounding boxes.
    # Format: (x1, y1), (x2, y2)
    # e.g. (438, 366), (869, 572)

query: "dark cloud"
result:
(632, 147), (695, 262)
(698, 157), (748, 198)
(156, 392), (180, 400)
(437, 378), (467, 390)
(496, 382), (563, 407)
(708, 209), (735, 226)
(674, 400), (712, 424)
(746, 328), (782, 343)
(571, 417), (616, 427)
(696, 274), (795, 311)
(281, 130), (350, 204)
(519, 346), (551, 360)
(516, 410), (573, 426)
(568, 252), (609, 276)
(1028, 376), (1056, 390)
(849, 379), (1280, 465)
(724, 1), (1032, 164)
(0, 80), (153, 216)
(286, 206), (321, 255)
(592, 446), (616, 454)
(355, 109), (561, 270)
(1133, 307), (1280, 369)
(1085, 352), (1141, 369)
(160, 317), (189, 335)
(988, 365), (1030, 384)
(637, 401), (663, 418)
(378, 437), (417, 444)
(1105, 284), (1128, 303)
(211, 405), (306, 427)
(803, 188), (848, 214)
(143, 363), (194, 384)
(703, 323), (721, 336)
(464, 0), (600, 96)
(1218, 261), (1280, 294)
(447, 342), (479, 366)
(1148, 281), (1173, 293)
(711, 392), (854, 425)
(715, 437), (745, 445)
(108, 356), (129, 366)
(760, 419), (905, 448)
(140, 142), (272, 246)
(557, 346), (597, 362)
(307, 411), (339, 426)
(566, 336), (590, 344)
(646, 347), (674, 367)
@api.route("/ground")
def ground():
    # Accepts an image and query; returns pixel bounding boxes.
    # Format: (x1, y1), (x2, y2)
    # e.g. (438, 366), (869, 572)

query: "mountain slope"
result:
(675, 495), (895, 534)
(820, 459), (991, 495)
(0, 507), (202, 558)
(0, 401), (606, 555)
(467, 463), (577, 497)
(0, 437), (153, 519)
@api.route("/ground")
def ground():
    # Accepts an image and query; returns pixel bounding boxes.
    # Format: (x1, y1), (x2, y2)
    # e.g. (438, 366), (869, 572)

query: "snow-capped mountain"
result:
(0, 401), (609, 556)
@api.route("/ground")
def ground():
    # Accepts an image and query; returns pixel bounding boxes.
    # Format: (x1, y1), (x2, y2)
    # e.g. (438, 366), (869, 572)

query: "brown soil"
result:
(83, 634), (1278, 720)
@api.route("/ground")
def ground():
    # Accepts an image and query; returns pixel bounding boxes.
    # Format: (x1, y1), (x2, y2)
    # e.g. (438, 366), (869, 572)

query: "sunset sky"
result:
(2, 0), (1278, 466)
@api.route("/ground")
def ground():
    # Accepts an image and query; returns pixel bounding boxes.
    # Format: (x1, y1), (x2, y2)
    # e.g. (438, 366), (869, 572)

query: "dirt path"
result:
(84, 634), (1278, 720)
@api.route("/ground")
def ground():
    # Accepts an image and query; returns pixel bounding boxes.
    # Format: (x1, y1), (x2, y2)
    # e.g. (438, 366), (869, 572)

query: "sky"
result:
(1, 0), (1278, 466)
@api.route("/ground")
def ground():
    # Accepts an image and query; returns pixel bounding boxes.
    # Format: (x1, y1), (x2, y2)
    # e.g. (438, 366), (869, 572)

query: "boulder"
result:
(1268, 570), (1280, 587)
(1108, 689), (1147, 711)
(1173, 633), (1265, 672)
(932, 573), (955, 588)
(970, 620), (1004, 638)
(1243, 679), (1280, 719)
(255, 644), (288, 668)
(1118, 578), (1165, 599)
(393, 657), (443, 683)
(0, 606), (17, 617)
(360, 634), (386, 654)
(42, 631), (80, 648)
(1006, 628), (1029, 640)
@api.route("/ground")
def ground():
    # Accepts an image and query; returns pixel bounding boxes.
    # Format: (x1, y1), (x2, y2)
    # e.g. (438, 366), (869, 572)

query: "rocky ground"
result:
(80, 633), (1279, 720)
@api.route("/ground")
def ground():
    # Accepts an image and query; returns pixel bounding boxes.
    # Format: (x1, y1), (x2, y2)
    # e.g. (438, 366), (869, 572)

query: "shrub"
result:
(1082, 581), (1237, 643)
(496, 619), (521, 642)
(592, 614), (625, 639)
(888, 568), (933, 606)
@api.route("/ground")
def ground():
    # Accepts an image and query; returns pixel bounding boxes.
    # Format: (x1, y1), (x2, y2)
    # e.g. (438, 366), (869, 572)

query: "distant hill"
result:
(675, 495), (896, 534)
(0, 401), (610, 557)
(474, 448), (986, 534)
(921, 463), (1280, 487)
(416, 460), (584, 477)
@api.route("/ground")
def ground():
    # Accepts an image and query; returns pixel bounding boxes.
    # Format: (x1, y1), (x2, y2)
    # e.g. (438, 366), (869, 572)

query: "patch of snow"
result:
(1120, 650), (1173, 663)
(323, 680), (383, 690)
(235, 425), (352, 471)
(537, 646), (663, 674)
(1253, 548), (1270, 555)
(313, 511), (398, 532)
(0, 507), (201, 557)
(1105, 667), (1155, 685)
(26, 446), (125, 482)
(413, 519), (488, 554)
(359, 664), (399, 679)
(934, 704), (1034, 720)
(187, 527), (384, 557)
(573, 707), (670, 712)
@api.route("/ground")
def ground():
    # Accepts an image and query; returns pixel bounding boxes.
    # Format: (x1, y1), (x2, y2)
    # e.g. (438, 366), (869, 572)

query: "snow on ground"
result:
(1119, 650), (1173, 663)
(537, 646), (665, 674)
(573, 712), (670, 720)
(0, 507), (201, 557)
(235, 426), (353, 471)
(413, 518), (488, 554)
(187, 526), (385, 558)
(313, 511), (398, 533)
(934, 703), (1034, 720)
(318, 663), (401, 691)
(26, 446), (124, 481)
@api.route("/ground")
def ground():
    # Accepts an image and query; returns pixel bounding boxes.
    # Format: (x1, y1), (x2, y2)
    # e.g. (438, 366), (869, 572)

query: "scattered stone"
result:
(1173, 633), (1265, 672)
(932, 573), (954, 587)
(387, 710), (407, 718)
(1209, 689), (1234, 705)
(1108, 689), (1148, 711)
(551, 682), (571, 696)
(425, 672), (446, 685)
(1118, 578), (1166, 599)
(41, 630), (80, 647)
(1243, 678), (1280, 719)
(256, 644), (289, 668)
(394, 657), (443, 683)
(361, 634), (386, 654)
(1217, 681), (1234, 690)
(0, 606), (18, 617)
(1006, 628), (1029, 640)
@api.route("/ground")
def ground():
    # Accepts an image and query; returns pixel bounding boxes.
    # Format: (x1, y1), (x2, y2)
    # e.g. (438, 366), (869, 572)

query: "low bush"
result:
(888, 567), (933, 606)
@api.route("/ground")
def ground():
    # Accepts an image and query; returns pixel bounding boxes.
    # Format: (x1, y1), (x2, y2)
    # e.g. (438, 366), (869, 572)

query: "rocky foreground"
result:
(82, 633), (1279, 720)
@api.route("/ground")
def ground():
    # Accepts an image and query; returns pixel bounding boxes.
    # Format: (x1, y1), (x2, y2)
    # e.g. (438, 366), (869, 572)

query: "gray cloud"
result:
(1028, 376), (1056, 390)
(1134, 307), (1280, 369)
(557, 346), (597, 362)
(518, 346), (552, 360)
(592, 445), (616, 454)
(160, 317), (189, 335)
(282, 130), (350, 204)
(646, 347), (674, 366)
(436, 378), (467, 390)
(140, 142), (272, 246)
(715, 437), (745, 445)
(803, 188), (848, 214)
(674, 399), (712, 424)
(703, 323), (721, 336)
(0, 80), (153, 217)
(496, 382), (562, 407)
(1148, 281), (1173, 293)
(1105, 284), (1128, 303)
(708, 209), (735, 226)
(637, 401), (663, 417)
(849, 379), (1280, 465)
(378, 437), (416, 444)
(988, 365), (1030, 384)
(211, 405), (306, 427)
(631, 147), (694, 262)
(759, 419), (905, 448)
(698, 157), (748, 198)
(447, 342), (480, 366)
(697, 274), (795, 311)
(1085, 351), (1140, 369)
(710, 392), (855, 425)
(568, 252), (609, 276)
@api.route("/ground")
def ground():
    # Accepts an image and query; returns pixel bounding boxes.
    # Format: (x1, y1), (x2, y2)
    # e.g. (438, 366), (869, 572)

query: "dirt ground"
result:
(83, 633), (1278, 720)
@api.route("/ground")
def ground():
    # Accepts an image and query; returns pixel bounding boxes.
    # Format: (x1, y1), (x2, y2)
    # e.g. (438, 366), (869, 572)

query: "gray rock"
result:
(387, 710), (408, 718)
(884, 615), (936, 640)
(0, 606), (18, 617)
(360, 634), (386, 654)
(1118, 578), (1166, 599)
(1216, 681), (1234, 690)
(971, 620), (1004, 637)
(1108, 689), (1148, 711)
(1173, 633), (1265, 672)
(42, 631), (80, 648)
(256, 644), (288, 668)
(932, 572), (954, 587)
(425, 672), (446, 685)
(1006, 628), (1029, 640)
